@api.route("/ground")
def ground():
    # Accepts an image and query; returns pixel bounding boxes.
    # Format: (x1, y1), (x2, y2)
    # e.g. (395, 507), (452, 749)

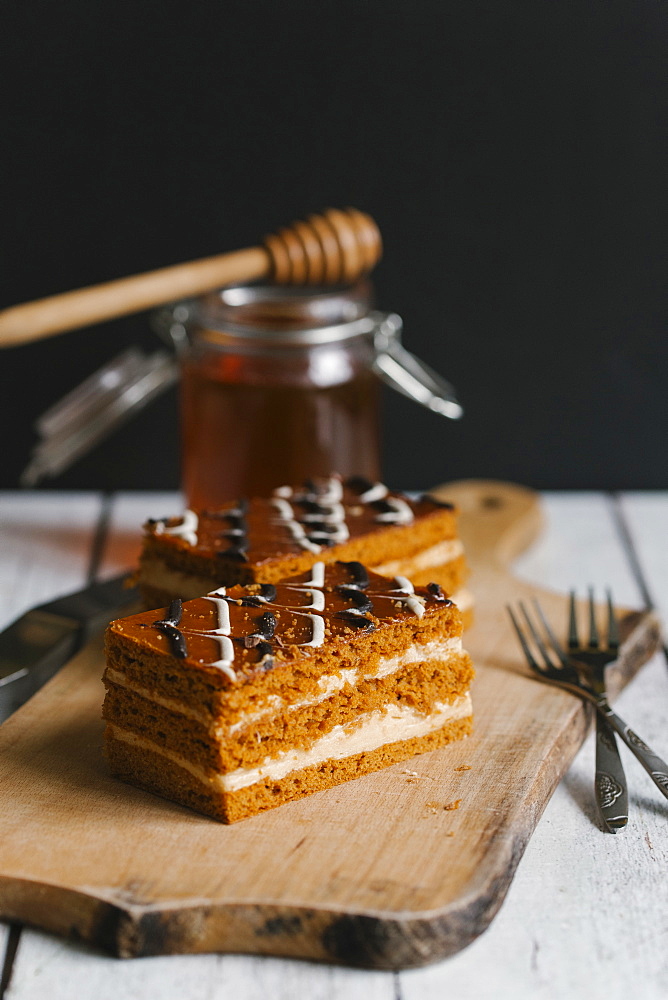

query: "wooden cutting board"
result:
(0, 481), (661, 968)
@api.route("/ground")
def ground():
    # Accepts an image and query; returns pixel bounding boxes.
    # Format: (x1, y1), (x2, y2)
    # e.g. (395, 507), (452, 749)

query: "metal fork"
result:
(566, 589), (627, 832)
(509, 597), (628, 832)
(509, 596), (668, 821)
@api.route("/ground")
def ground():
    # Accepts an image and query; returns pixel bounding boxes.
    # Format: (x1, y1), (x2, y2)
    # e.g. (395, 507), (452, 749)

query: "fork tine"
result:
(606, 588), (620, 651)
(532, 599), (570, 667)
(507, 605), (543, 673)
(568, 590), (579, 651)
(519, 601), (556, 669)
(588, 586), (600, 648)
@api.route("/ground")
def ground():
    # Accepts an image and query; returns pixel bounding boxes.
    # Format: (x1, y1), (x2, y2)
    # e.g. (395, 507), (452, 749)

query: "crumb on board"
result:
(424, 799), (463, 815)
(401, 769), (434, 784)
(454, 765), (472, 772)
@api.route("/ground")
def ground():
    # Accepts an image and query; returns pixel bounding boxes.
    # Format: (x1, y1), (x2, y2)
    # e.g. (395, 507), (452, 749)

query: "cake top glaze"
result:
(143, 475), (454, 567)
(109, 560), (454, 685)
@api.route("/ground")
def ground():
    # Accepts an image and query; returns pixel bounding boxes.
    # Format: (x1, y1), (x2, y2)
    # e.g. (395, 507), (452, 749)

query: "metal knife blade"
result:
(0, 573), (138, 723)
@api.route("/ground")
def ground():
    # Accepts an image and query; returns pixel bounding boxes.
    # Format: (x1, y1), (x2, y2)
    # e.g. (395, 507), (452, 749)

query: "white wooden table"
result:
(0, 490), (666, 1000)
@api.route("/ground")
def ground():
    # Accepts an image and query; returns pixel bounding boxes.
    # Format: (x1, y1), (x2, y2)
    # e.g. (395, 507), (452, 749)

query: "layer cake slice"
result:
(103, 561), (474, 823)
(138, 475), (472, 623)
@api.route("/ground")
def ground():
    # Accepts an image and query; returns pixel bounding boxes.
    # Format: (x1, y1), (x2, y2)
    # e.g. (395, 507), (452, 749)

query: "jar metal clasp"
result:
(371, 312), (463, 419)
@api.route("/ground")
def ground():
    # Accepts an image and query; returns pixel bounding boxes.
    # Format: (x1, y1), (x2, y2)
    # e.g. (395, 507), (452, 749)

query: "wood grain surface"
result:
(0, 482), (661, 968)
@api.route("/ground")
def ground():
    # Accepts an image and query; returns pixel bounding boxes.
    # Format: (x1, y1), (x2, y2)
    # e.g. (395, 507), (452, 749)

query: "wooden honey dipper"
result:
(0, 207), (382, 349)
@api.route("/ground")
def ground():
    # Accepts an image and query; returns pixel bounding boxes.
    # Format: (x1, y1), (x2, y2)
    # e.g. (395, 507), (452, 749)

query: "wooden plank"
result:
(618, 492), (668, 621)
(3, 935), (395, 1000)
(0, 491), (103, 987)
(0, 492), (101, 627)
(0, 482), (660, 973)
(400, 491), (668, 1000)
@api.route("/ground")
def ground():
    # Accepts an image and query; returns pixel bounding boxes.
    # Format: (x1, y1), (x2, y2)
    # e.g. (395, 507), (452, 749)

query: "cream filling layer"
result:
(105, 637), (464, 738)
(107, 692), (472, 794)
(371, 538), (464, 577)
(139, 558), (229, 602)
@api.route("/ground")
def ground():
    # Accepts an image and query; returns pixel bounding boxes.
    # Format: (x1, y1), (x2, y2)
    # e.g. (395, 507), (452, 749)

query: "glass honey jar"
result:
(161, 281), (461, 509)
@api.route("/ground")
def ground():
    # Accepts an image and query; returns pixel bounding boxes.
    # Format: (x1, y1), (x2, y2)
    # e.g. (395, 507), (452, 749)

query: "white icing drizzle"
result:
(179, 598), (237, 681)
(299, 502), (346, 523)
(273, 477), (342, 504)
(291, 529), (322, 554)
(204, 595), (231, 634)
(154, 509), (199, 547)
(301, 613), (326, 647)
(209, 636), (237, 681)
(199, 563), (328, 669)
(302, 500), (350, 544)
(302, 561), (325, 587)
(389, 575), (425, 618)
(314, 477), (343, 504)
(291, 588), (326, 611)
(270, 497), (294, 520)
(270, 498), (322, 554)
(405, 596), (426, 618)
(358, 481), (389, 503)
(374, 497), (414, 525)
(271, 491), (349, 547)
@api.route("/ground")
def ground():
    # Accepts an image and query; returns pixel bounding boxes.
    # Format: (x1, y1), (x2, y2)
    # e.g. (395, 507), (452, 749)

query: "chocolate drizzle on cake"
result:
(427, 582), (452, 604)
(254, 611), (277, 640)
(338, 561), (369, 589)
(345, 476), (389, 504)
(152, 599), (188, 658)
(254, 641), (274, 670)
(335, 586), (373, 614)
(142, 562), (452, 682)
(219, 501), (250, 561)
(334, 610), (376, 632)
(272, 477), (350, 549)
(372, 496), (414, 525)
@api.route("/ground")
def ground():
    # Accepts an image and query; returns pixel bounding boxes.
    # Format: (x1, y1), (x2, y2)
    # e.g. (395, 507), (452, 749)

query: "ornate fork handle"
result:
(596, 698), (668, 801)
(595, 715), (628, 831)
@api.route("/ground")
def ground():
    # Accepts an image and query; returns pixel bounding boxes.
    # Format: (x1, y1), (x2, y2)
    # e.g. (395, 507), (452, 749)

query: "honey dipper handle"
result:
(0, 207), (382, 349)
(0, 246), (271, 349)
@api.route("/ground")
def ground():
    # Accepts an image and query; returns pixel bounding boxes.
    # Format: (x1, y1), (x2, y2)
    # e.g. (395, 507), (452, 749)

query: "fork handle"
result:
(594, 715), (628, 832)
(598, 701), (668, 801)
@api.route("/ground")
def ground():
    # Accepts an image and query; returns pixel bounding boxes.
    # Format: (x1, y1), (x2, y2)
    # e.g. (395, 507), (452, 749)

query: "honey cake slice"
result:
(137, 475), (472, 624)
(104, 561), (474, 823)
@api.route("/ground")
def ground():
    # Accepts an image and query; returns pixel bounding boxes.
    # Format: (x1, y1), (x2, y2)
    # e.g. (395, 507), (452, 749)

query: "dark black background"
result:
(1, 1), (666, 492)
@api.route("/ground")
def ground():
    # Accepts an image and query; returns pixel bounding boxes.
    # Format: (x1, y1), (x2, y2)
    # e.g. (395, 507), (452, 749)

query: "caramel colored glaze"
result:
(107, 562), (456, 693)
(139, 477), (458, 590)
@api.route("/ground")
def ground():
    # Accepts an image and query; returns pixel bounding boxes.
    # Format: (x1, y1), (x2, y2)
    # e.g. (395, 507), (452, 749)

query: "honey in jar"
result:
(166, 280), (461, 509)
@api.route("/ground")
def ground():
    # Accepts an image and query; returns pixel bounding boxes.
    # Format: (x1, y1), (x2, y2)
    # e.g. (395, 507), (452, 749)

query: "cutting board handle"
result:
(429, 479), (544, 572)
